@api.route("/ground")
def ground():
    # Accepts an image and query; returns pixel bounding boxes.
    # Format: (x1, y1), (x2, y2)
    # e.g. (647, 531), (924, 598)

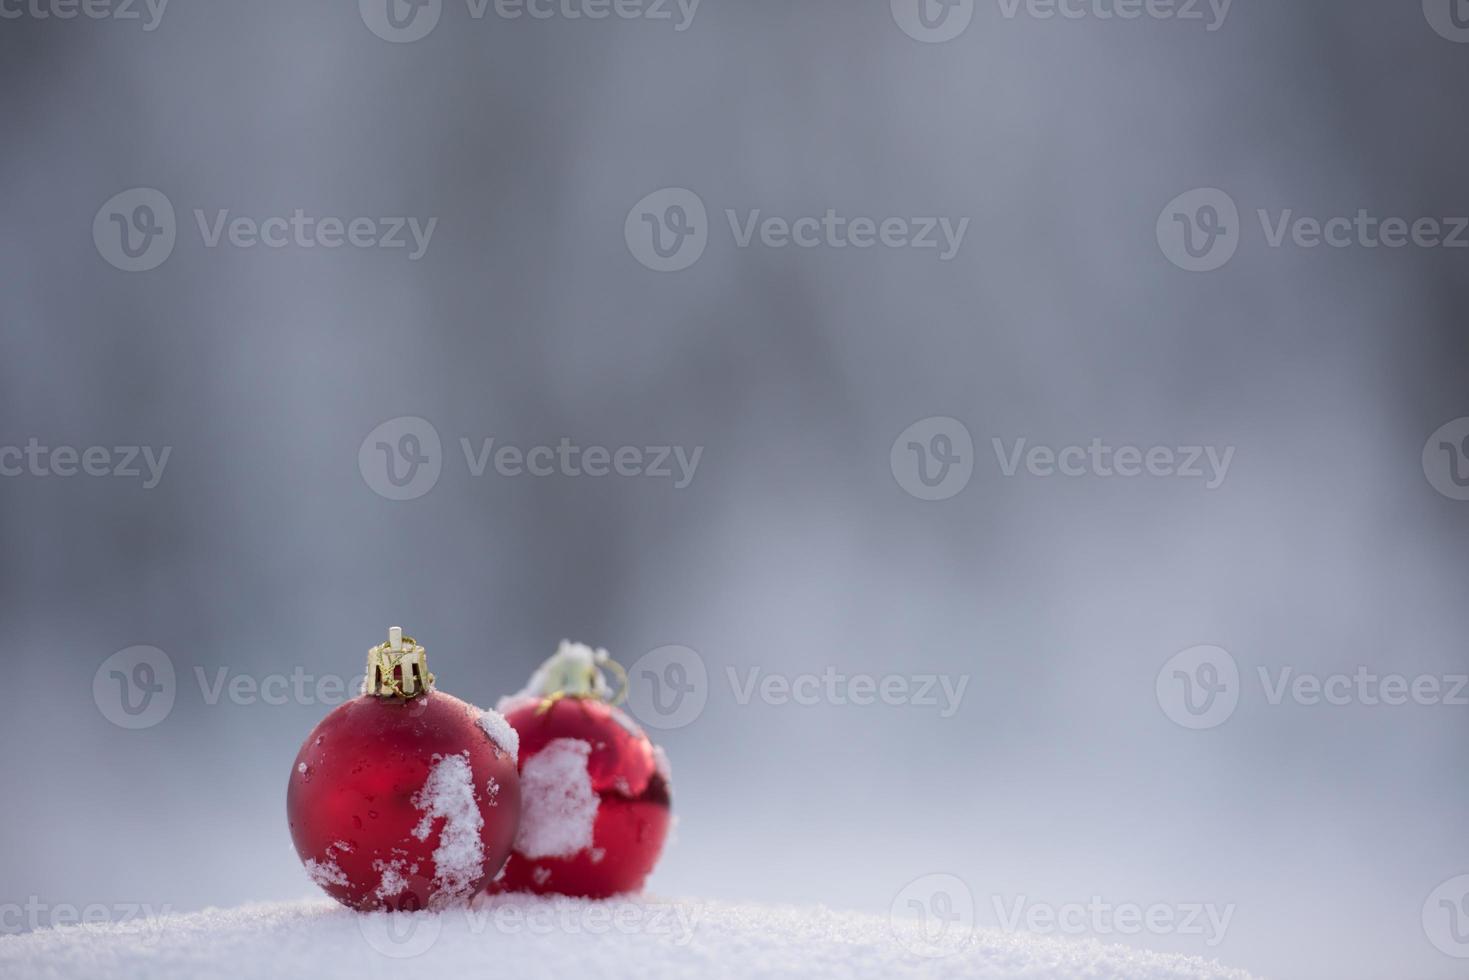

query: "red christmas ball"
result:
(287, 630), (521, 911)
(492, 643), (671, 898)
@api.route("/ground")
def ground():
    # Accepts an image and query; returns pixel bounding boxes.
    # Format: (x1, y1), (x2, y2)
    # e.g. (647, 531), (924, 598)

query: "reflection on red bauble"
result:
(495, 690), (671, 898)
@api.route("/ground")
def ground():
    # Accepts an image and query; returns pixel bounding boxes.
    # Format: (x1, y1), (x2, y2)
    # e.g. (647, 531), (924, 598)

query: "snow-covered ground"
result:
(0, 894), (1258, 980)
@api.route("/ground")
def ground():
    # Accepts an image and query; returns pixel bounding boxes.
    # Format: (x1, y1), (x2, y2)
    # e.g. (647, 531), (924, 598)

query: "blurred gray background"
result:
(2, 2), (1468, 978)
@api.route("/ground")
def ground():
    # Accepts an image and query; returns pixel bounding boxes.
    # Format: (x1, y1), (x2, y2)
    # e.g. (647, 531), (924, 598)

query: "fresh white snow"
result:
(301, 858), (348, 890)
(475, 706), (519, 765)
(514, 737), (599, 859)
(370, 858), (415, 902)
(408, 753), (484, 904)
(497, 640), (616, 708)
(0, 895), (1261, 980)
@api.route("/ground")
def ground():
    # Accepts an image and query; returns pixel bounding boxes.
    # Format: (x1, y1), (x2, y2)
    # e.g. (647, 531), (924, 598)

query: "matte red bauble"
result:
(287, 628), (521, 911)
(492, 642), (671, 898)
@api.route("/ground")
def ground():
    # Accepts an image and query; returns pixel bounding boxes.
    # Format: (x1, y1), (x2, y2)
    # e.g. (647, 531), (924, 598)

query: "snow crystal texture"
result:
(515, 737), (599, 859)
(497, 640), (615, 709)
(0, 896), (1260, 980)
(409, 752), (484, 903)
(476, 706), (519, 764)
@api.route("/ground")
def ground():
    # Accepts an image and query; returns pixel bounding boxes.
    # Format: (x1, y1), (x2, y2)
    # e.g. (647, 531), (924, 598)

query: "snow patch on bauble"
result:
(476, 706), (519, 765)
(497, 640), (615, 710)
(516, 738), (599, 859)
(303, 857), (348, 889)
(410, 752), (485, 904)
(371, 857), (417, 901)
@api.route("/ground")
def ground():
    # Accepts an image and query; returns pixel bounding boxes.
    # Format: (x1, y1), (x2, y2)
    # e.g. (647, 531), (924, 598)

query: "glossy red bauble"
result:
(287, 690), (520, 910)
(493, 695), (670, 898)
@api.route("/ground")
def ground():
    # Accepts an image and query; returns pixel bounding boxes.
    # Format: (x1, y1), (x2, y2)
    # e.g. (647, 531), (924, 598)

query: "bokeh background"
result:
(3, 2), (1468, 978)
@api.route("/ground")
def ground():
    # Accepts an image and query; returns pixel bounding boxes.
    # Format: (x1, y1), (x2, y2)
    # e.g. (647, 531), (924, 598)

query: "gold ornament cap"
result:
(522, 640), (628, 714)
(362, 626), (435, 699)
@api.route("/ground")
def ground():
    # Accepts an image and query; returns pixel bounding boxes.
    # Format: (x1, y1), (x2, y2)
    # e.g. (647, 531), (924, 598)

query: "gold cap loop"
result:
(526, 640), (628, 710)
(363, 626), (435, 699)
